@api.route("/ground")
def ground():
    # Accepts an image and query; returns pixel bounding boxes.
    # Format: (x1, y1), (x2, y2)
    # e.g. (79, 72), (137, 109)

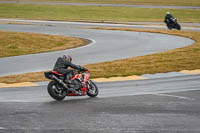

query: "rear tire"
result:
(167, 24), (172, 30)
(87, 80), (98, 97)
(47, 81), (66, 101)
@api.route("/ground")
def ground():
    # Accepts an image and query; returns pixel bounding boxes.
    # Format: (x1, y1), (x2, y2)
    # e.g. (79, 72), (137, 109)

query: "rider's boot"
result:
(65, 80), (81, 94)
(64, 76), (72, 83)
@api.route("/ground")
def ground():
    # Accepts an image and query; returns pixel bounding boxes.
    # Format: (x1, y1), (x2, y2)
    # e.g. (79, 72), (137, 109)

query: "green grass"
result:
(0, 31), (88, 58)
(2, 0), (200, 7)
(0, 4), (200, 22)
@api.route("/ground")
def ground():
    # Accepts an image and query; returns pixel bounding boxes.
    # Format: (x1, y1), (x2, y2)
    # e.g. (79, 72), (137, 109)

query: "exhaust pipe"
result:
(51, 75), (68, 89)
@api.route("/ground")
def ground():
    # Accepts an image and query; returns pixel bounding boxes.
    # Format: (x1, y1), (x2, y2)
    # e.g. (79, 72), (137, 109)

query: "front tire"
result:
(87, 80), (98, 97)
(176, 23), (181, 30)
(47, 81), (66, 101)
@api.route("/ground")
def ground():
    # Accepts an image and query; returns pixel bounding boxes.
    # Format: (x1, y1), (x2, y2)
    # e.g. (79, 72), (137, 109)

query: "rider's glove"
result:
(79, 66), (87, 71)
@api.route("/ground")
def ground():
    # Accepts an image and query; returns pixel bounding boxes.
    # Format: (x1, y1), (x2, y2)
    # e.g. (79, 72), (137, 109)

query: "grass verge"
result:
(0, 30), (89, 58)
(2, 0), (200, 7)
(0, 4), (200, 22)
(0, 28), (200, 83)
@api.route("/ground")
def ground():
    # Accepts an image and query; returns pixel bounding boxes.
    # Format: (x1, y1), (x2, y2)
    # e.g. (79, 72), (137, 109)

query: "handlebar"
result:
(74, 69), (90, 74)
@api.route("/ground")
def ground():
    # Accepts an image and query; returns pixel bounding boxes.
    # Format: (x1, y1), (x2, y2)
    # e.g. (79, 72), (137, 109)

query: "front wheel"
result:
(47, 81), (66, 101)
(86, 80), (98, 97)
(175, 23), (181, 30)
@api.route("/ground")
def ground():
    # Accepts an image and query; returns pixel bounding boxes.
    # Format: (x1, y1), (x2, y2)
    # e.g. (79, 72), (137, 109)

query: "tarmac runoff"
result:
(0, 69), (200, 88)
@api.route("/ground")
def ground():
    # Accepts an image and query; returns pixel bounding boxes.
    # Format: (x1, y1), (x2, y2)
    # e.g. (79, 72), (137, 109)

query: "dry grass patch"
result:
(87, 28), (200, 77)
(0, 31), (89, 57)
(1, 28), (200, 83)
(0, 72), (48, 84)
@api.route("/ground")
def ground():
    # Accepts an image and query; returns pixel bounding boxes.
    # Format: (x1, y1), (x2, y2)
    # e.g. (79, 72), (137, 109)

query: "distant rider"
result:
(164, 12), (174, 25)
(53, 54), (86, 91)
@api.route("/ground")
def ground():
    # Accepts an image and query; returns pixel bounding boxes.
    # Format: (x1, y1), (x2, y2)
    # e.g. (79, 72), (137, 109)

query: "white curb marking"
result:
(0, 127), (6, 130)
(154, 93), (195, 100)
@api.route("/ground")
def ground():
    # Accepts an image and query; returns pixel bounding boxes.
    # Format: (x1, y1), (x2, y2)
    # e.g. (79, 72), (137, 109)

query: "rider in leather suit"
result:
(53, 55), (86, 91)
(164, 12), (174, 24)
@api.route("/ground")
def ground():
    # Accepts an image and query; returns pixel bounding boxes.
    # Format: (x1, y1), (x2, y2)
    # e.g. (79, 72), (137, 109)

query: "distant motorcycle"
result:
(44, 69), (98, 101)
(165, 18), (181, 30)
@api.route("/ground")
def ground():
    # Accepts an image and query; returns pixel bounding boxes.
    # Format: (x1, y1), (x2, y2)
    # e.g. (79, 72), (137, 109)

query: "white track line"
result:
(0, 127), (6, 130)
(0, 18), (164, 28)
(154, 93), (195, 100)
(0, 99), (27, 102)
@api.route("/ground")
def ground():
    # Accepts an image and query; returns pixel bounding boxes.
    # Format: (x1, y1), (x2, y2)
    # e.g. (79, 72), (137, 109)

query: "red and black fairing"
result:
(67, 70), (90, 96)
(44, 71), (63, 79)
(45, 70), (90, 96)
(51, 71), (64, 76)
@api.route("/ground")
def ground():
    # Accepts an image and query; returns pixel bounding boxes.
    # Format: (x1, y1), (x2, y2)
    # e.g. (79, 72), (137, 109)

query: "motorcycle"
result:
(44, 69), (98, 101)
(165, 18), (181, 30)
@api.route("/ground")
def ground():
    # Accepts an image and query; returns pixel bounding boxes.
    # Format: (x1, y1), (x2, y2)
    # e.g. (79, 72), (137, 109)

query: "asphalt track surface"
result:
(0, 1), (200, 9)
(0, 75), (200, 132)
(0, 19), (195, 76)
(0, 18), (200, 133)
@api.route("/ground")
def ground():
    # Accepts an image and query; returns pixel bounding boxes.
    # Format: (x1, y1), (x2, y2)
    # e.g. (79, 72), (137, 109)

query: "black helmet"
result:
(63, 54), (72, 62)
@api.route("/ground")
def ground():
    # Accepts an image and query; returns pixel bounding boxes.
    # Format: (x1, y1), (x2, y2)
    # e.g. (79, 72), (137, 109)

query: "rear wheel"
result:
(87, 80), (98, 97)
(47, 81), (66, 101)
(167, 24), (172, 30)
